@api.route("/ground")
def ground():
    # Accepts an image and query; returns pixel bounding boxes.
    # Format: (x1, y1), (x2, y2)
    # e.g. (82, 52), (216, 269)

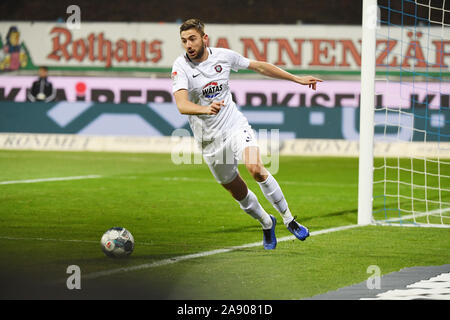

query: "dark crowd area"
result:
(0, 0), (446, 25)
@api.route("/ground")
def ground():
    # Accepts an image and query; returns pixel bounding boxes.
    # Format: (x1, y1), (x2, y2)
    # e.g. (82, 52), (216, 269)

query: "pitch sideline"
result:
(0, 175), (102, 185)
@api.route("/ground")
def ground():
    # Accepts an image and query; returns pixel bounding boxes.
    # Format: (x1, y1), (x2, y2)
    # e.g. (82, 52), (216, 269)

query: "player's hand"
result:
(206, 100), (225, 115)
(297, 76), (323, 90)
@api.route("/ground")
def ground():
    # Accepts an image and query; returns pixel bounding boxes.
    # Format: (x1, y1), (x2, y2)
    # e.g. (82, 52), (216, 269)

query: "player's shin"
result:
(236, 189), (272, 229)
(257, 173), (294, 226)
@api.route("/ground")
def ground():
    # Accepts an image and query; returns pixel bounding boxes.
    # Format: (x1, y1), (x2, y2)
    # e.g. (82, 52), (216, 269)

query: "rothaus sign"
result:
(0, 22), (448, 72)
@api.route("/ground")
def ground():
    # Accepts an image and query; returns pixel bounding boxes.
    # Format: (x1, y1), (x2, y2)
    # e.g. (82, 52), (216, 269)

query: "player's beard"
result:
(193, 41), (206, 60)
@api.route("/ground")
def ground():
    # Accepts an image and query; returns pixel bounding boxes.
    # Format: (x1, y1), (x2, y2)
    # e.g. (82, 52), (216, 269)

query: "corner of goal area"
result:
(370, 207), (450, 229)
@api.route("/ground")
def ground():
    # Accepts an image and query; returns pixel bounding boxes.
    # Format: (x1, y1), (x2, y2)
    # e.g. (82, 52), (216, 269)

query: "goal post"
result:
(358, 0), (450, 228)
(358, 0), (377, 225)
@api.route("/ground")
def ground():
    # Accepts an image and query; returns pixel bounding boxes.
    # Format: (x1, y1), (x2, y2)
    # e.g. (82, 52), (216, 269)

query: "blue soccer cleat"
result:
(287, 218), (309, 241)
(262, 215), (277, 250)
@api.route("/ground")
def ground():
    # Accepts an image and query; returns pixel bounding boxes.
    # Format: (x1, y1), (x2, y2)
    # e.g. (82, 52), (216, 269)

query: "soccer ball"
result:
(100, 227), (134, 258)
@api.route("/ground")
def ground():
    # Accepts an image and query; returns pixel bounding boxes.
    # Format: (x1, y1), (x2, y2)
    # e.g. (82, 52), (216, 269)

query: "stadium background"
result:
(1, 0), (449, 301)
(2, 1), (447, 145)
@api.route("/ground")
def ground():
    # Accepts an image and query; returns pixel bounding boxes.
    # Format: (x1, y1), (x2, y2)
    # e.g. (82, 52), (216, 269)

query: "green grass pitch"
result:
(0, 150), (449, 299)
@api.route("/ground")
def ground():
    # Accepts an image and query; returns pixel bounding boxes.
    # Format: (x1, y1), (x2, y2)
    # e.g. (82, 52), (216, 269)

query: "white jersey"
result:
(171, 47), (250, 151)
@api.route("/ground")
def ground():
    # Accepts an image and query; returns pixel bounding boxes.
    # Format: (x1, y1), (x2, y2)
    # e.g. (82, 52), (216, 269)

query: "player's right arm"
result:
(173, 89), (224, 115)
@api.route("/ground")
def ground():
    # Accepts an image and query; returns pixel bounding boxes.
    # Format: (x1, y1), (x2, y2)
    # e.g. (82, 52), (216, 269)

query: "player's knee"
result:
(247, 163), (267, 182)
(222, 174), (248, 201)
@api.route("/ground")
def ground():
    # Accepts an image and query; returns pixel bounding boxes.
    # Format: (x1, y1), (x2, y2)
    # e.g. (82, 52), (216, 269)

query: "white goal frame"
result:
(358, 0), (377, 225)
(357, 0), (450, 228)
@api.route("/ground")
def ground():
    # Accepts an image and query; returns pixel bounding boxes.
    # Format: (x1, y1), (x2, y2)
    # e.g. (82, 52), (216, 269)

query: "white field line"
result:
(0, 236), (98, 244)
(0, 175), (102, 185)
(0, 175), (355, 188)
(81, 224), (361, 281)
(162, 177), (357, 188)
(0, 235), (156, 246)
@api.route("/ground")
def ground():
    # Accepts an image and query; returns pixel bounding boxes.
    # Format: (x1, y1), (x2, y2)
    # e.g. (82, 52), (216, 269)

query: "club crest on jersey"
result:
(202, 81), (223, 99)
(214, 65), (222, 73)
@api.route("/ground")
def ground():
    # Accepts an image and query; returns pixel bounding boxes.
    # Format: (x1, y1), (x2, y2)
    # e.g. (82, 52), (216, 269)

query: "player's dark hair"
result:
(180, 18), (205, 36)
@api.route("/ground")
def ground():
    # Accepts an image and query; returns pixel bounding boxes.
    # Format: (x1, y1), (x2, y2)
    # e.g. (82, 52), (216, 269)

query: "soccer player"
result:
(171, 18), (322, 250)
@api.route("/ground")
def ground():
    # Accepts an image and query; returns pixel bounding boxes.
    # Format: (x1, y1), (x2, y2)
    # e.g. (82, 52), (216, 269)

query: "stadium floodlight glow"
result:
(358, 0), (450, 228)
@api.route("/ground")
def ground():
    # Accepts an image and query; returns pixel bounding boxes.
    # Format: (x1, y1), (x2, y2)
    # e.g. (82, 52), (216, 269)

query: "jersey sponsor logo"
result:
(202, 81), (223, 99)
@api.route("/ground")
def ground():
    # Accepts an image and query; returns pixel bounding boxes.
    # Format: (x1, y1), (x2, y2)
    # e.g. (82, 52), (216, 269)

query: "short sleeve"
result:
(228, 49), (250, 72)
(171, 60), (189, 93)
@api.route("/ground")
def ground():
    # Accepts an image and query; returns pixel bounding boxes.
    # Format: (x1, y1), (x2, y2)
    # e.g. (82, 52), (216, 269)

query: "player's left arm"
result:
(247, 60), (323, 90)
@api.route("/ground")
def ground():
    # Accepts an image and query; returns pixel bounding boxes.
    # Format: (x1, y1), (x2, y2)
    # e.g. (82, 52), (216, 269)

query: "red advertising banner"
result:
(0, 22), (448, 74)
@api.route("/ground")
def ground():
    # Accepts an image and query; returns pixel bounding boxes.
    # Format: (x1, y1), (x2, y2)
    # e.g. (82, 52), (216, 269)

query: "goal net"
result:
(359, 0), (450, 227)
